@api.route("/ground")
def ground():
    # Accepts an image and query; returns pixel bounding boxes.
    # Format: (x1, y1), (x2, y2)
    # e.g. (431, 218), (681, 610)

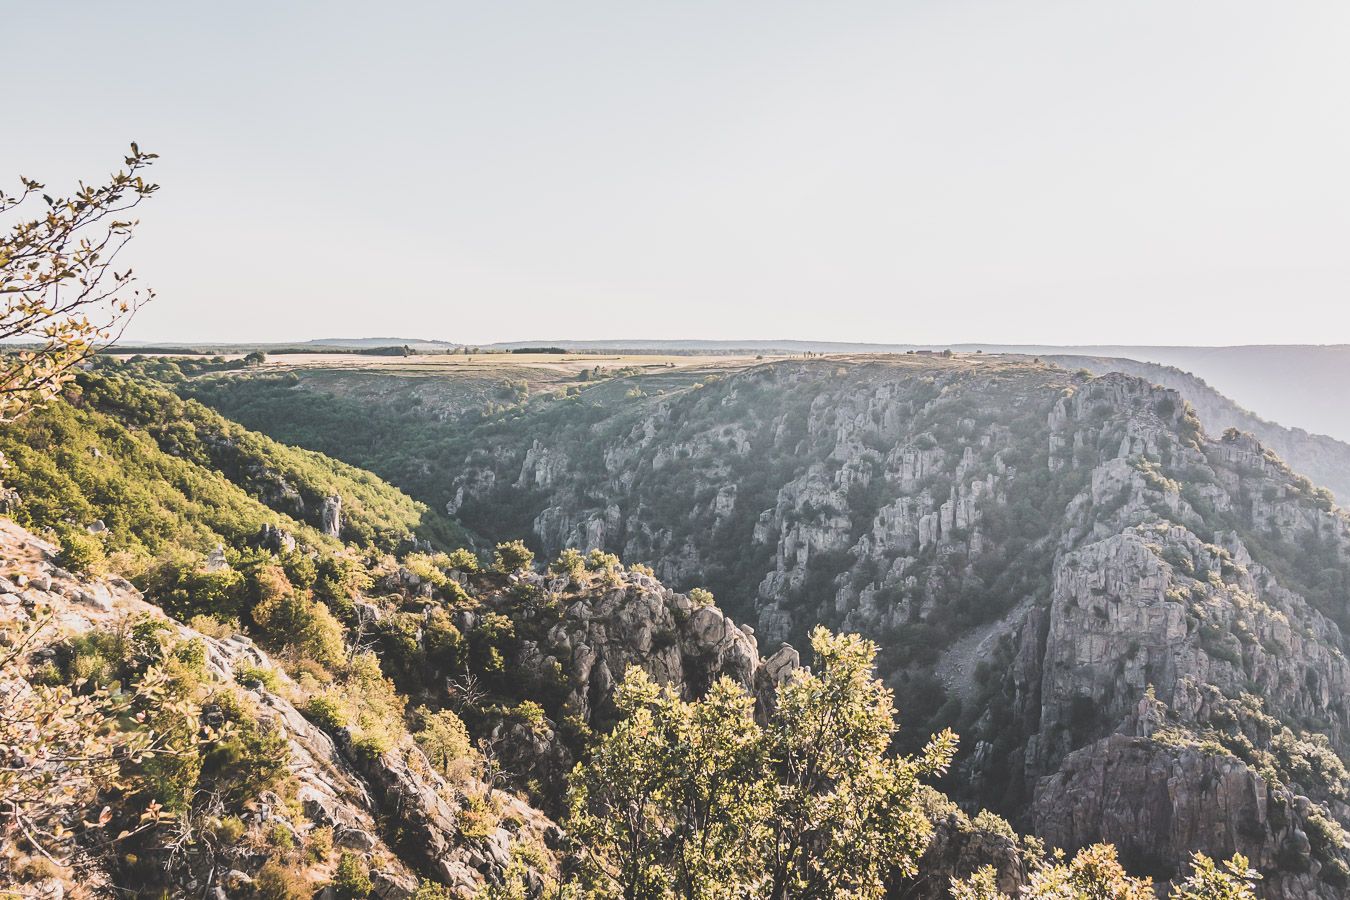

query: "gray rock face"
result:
(333, 729), (550, 894)
(320, 494), (343, 537)
(529, 570), (772, 724)
(253, 522), (297, 553)
(430, 568), (815, 812)
(999, 377), (1350, 893)
(1029, 524), (1350, 775)
(754, 644), (801, 718)
(1034, 734), (1343, 899)
(434, 357), (1350, 895)
(904, 809), (1025, 899)
(204, 544), (230, 572)
(0, 452), (19, 514)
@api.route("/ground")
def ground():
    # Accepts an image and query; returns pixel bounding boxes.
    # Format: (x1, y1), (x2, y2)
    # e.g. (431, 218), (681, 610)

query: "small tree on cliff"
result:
(493, 540), (535, 573)
(0, 144), (158, 421)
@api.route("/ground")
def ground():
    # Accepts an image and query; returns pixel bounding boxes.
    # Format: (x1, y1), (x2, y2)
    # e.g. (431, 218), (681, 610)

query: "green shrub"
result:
(251, 860), (310, 899)
(306, 825), (334, 863)
(212, 815), (247, 845)
(550, 548), (586, 578)
(54, 524), (106, 573)
(403, 552), (451, 589)
(459, 792), (501, 840)
(331, 852), (373, 899)
(174, 637), (208, 673)
(410, 882), (456, 900)
(188, 613), (238, 639)
(315, 555), (371, 604)
(250, 566), (347, 668)
(445, 547), (480, 573)
(143, 553), (247, 622)
(414, 708), (475, 780)
(586, 549), (619, 572)
(306, 694), (349, 730)
(200, 690), (290, 803)
(66, 628), (128, 686)
(234, 662), (280, 692)
(687, 587), (715, 608)
(350, 731), (393, 760)
(440, 579), (472, 607)
(513, 700), (549, 734)
(493, 540), (534, 573)
(267, 822), (296, 852)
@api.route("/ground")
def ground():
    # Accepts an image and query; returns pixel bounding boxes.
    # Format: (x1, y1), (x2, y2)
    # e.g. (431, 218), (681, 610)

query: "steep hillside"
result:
(0, 370), (465, 567)
(0, 520), (554, 897)
(177, 353), (1350, 896)
(164, 354), (737, 504)
(2, 513), (1040, 898)
(1047, 355), (1350, 503)
(7, 509), (1272, 899)
(3, 376), (1018, 896)
(0, 376), (813, 895)
(0, 516), (778, 894)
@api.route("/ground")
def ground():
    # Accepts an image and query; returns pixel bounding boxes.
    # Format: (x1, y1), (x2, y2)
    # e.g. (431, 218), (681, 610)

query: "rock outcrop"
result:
(1034, 731), (1347, 899)
(453, 566), (805, 805)
(321, 494), (343, 538)
(1049, 354), (1350, 504)
(535, 571), (765, 720)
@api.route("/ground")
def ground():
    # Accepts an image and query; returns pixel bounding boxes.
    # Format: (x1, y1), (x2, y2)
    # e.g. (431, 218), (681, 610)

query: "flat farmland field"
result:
(258, 351), (767, 376)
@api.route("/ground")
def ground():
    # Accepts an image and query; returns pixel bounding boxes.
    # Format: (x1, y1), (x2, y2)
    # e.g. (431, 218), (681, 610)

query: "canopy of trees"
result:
(566, 627), (1257, 900)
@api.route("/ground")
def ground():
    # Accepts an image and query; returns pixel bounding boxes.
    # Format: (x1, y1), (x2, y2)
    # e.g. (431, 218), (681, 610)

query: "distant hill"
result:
(303, 336), (459, 349)
(483, 338), (917, 352)
(113, 337), (1350, 441)
(479, 342), (1350, 442)
(112, 337), (461, 353)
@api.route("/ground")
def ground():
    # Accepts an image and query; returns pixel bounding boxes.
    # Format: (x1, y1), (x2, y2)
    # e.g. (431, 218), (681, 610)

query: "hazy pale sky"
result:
(9, 1), (1350, 345)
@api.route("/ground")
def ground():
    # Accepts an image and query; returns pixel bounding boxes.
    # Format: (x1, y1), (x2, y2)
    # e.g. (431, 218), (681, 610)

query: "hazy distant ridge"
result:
(114, 336), (1350, 443)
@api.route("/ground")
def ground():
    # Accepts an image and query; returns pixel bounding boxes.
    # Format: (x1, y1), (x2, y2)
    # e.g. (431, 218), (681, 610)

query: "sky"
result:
(7, 1), (1350, 346)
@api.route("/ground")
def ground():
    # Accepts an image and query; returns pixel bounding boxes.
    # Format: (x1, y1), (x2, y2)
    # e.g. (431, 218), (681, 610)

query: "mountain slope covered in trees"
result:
(0, 358), (1284, 898)
(0, 370), (465, 567)
(172, 353), (1350, 897)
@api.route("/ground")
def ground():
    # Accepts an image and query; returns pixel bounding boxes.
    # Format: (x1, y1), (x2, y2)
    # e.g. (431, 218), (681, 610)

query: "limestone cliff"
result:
(428, 357), (1350, 895)
(182, 353), (1350, 895)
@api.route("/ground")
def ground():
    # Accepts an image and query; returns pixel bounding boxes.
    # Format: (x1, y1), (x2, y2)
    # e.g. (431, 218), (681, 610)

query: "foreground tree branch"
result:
(0, 144), (158, 421)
